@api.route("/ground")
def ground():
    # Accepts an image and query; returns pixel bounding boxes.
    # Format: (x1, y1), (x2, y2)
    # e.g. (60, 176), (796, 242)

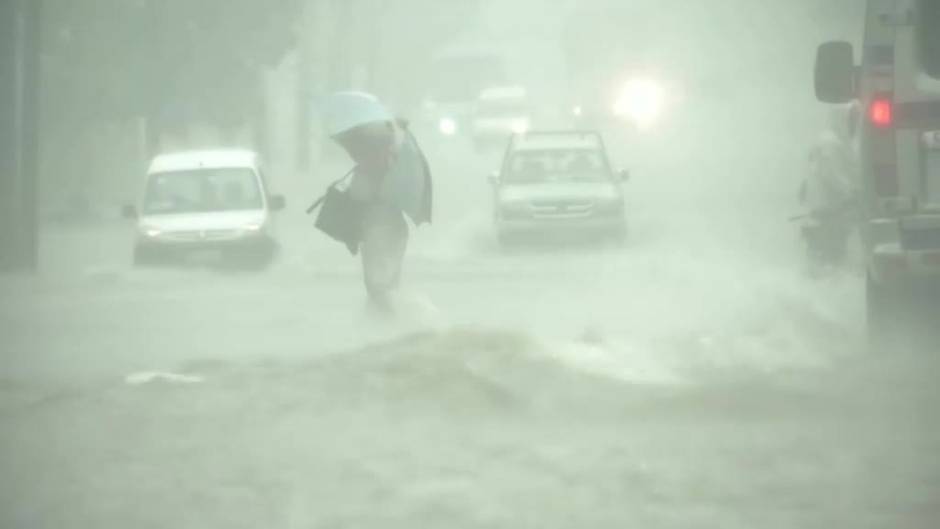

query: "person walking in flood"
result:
(798, 103), (859, 267)
(316, 92), (432, 311)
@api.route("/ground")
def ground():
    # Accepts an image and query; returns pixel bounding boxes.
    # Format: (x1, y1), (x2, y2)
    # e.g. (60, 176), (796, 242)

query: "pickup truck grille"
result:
(530, 200), (594, 219)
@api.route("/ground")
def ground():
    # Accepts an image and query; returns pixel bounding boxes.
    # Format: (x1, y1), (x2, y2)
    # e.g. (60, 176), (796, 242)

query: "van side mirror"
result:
(815, 41), (856, 103)
(121, 205), (138, 220)
(268, 194), (286, 212)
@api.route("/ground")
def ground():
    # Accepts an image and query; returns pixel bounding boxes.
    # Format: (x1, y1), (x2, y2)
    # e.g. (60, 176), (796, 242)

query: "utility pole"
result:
(296, 0), (317, 171)
(0, 0), (41, 271)
(297, 0), (341, 170)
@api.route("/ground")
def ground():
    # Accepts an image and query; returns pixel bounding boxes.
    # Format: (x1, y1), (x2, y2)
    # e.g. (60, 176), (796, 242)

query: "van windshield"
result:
(478, 99), (528, 118)
(920, 0), (940, 78)
(143, 168), (263, 215)
(428, 56), (507, 103)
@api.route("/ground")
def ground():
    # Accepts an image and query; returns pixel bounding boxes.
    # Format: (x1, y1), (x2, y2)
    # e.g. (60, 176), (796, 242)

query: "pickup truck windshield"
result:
(506, 149), (609, 183)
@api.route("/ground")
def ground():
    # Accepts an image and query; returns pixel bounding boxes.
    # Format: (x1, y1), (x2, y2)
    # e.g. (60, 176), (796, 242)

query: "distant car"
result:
(420, 50), (509, 139)
(123, 149), (285, 268)
(490, 130), (629, 246)
(470, 85), (532, 148)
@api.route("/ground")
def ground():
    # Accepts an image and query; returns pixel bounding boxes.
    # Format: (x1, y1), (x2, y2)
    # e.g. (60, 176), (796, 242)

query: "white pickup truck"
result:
(489, 130), (629, 247)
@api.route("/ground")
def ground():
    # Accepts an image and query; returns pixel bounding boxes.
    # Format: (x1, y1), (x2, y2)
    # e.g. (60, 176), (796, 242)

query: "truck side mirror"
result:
(815, 41), (856, 103)
(121, 205), (138, 220)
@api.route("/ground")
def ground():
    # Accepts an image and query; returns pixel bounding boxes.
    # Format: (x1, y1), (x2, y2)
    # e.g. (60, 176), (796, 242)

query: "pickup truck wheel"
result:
(497, 232), (516, 251)
(133, 246), (162, 268)
(865, 275), (930, 353)
(867, 273), (907, 353)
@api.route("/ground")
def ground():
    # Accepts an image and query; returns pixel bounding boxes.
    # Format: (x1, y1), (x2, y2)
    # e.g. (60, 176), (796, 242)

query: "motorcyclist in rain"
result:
(798, 103), (860, 267)
(320, 92), (432, 310)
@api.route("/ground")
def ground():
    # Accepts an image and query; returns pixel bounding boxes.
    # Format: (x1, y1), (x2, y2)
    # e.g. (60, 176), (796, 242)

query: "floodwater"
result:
(3, 124), (939, 528)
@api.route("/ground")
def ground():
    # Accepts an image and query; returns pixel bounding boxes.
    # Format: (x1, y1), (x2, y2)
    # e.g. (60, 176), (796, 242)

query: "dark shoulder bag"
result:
(306, 169), (363, 255)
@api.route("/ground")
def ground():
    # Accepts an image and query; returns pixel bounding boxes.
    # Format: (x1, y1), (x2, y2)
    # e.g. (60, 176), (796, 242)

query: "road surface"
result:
(1, 134), (938, 528)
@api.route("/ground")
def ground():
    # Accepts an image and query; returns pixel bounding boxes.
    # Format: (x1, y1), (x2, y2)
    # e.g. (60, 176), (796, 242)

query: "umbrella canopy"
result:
(321, 91), (432, 225)
(321, 92), (394, 137)
(381, 130), (432, 224)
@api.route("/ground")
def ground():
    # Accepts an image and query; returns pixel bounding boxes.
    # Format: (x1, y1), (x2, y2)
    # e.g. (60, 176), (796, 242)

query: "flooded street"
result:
(3, 141), (939, 528)
(3, 1), (940, 526)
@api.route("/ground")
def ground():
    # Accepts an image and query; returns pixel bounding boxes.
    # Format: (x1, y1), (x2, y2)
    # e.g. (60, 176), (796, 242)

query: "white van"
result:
(421, 50), (508, 138)
(124, 150), (285, 268)
(815, 0), (940, 345)
(470, 85), (532, 148)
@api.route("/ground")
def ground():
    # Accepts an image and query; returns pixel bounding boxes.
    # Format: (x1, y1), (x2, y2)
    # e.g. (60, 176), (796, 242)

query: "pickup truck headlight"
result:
(139, 225), (162, 238)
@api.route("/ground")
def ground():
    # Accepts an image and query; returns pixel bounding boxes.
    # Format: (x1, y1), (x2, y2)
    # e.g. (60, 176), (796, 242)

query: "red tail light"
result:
(869, 97), (894, 128)
(867, 94), (898, 197)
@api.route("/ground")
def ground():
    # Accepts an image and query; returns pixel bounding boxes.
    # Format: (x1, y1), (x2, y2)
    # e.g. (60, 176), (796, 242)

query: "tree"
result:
(43, 0), (300, 149)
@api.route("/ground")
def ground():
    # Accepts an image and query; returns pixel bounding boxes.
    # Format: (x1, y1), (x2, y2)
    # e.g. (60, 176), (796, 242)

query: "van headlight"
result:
(240, 223), (266, 237)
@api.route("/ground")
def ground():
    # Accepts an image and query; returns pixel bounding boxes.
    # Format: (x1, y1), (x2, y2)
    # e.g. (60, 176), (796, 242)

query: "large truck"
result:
(814, 0), (940, 347)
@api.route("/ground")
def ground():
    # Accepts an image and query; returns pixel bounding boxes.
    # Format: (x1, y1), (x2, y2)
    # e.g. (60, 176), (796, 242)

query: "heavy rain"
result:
(1, 0), (939, 527)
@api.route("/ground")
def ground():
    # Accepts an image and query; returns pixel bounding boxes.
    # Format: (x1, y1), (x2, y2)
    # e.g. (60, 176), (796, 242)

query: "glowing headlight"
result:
(243, 224), (263, 232)
(511, 119), (530, 135)
(141, 226), (162, 238)
(572, 105), (584, 117)
(613, 78), (665, 129)
(439, 117), (458, 136)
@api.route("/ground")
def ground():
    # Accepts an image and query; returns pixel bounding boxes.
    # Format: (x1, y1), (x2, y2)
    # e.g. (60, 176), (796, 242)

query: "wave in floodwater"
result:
(406, 210), (866, 378)
(237, 309), (862, 418)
